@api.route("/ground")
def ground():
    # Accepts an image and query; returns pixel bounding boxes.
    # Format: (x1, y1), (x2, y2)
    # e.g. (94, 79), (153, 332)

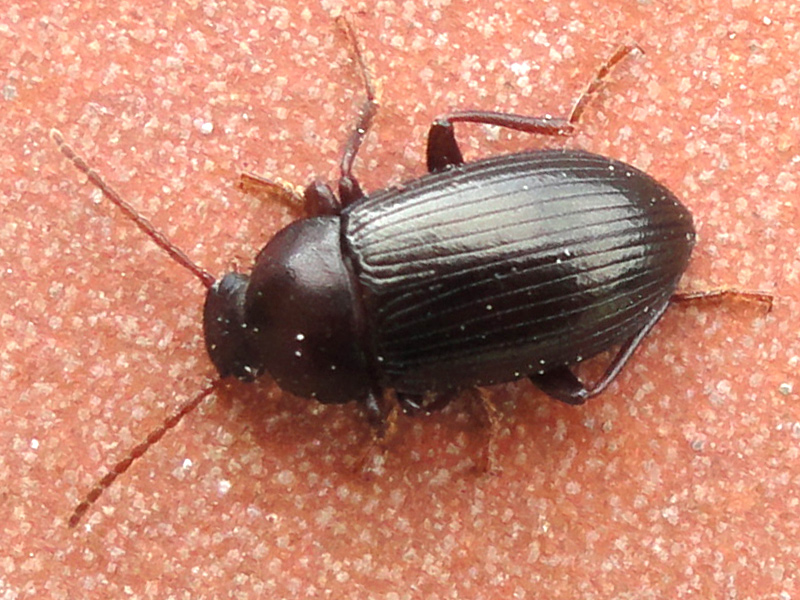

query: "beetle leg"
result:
(531, 300), (669, 405)
(355, 403), (399, 474)
(529, 365), (590, 405)
(426, 119), (465, 172)
(238, 171), (344, 218)
(426, 111), (574, 173)
(396, 391), (455, 415)
(474, 389), (501, 474)
(363, 388), (392, 436)
(336, 16), (379, 208)
(337, 92), (376, 206)
(672, 288), (773, 313)
(302, 181), (342, 216)
(239, 171), (304, 209)
(426, 44), (643, 173)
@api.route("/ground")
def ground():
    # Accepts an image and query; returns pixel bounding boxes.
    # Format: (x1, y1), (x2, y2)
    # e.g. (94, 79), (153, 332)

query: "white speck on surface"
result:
(217, 479), (232, 495)
(662, 505), (680, 525)
(276, 470), (295, 486)
(193, 118), (214, 134)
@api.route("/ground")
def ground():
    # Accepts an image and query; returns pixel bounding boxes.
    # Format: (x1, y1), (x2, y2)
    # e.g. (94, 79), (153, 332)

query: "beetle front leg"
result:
(336, 17), (378, 207)
(530, 300), (669, 405)
(303, 181), (341, 216)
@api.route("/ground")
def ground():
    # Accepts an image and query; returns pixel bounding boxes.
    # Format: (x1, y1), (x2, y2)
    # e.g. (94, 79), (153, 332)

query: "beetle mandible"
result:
(55, 22), (764, 526)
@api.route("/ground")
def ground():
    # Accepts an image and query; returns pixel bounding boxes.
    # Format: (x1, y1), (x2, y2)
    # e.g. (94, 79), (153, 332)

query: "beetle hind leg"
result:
(530, 300), (669, 405)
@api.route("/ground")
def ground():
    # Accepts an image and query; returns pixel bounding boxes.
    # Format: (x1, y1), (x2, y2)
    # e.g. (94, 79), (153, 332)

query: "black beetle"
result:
(55, 29), (728, 526)
(200, 41), (695, 422)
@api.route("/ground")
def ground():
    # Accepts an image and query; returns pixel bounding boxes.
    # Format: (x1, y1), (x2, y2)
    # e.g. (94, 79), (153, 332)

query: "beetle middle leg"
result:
(426, 44), (642, 173)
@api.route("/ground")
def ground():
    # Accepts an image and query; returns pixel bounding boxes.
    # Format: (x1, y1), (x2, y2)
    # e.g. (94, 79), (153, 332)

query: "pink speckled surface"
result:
(2, 1), (798, 598)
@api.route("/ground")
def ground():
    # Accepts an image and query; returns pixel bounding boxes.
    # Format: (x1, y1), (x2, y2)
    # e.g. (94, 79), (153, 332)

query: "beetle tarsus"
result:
(672, 288), (773, 313)
(568, 43), (644, 124)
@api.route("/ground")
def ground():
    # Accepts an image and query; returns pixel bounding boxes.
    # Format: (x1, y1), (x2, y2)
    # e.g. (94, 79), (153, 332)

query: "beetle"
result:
(54, 24), (764, 526)
(201, 41), (696, 422)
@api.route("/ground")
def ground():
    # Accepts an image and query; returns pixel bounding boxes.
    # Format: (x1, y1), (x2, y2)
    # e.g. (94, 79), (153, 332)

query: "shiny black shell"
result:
(343, 149), (695, 394)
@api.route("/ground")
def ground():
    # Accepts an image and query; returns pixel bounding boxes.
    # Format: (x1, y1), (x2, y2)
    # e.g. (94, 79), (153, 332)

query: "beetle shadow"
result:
(203, 367), (617, 524)
(210, 378), (375, 471)
(209, 379), (532, 487)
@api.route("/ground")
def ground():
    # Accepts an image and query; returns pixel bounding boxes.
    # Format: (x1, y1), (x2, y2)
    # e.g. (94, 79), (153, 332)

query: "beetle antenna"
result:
(50, 129), (216, 289)
(69, 379), (222, 528)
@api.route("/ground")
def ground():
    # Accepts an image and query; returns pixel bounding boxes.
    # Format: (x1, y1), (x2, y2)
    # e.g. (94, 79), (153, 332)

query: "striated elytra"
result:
(198, 34), (696, 426)
(205, 145), (694, 423)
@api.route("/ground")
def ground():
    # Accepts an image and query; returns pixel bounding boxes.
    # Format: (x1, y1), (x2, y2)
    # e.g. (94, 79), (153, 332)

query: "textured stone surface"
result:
(2, 0), (797, 598)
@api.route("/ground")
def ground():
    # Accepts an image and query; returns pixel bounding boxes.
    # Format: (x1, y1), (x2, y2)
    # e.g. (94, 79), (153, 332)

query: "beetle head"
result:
(203, 272), (264, 381)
